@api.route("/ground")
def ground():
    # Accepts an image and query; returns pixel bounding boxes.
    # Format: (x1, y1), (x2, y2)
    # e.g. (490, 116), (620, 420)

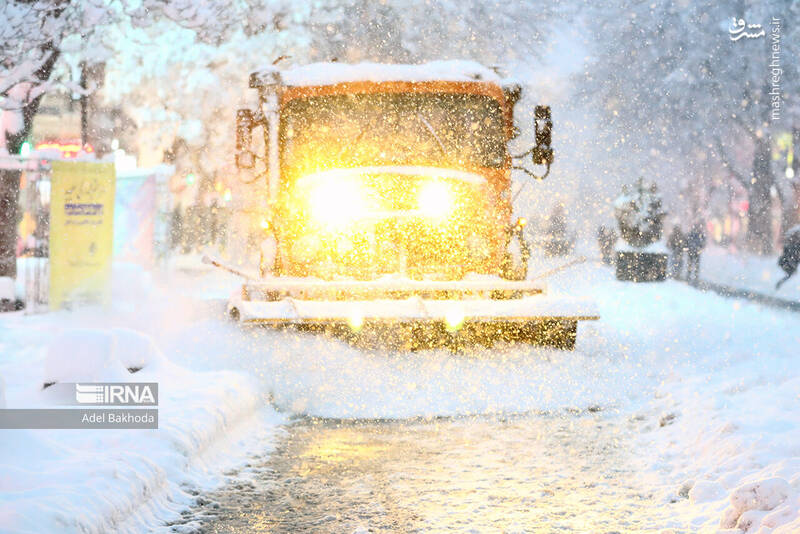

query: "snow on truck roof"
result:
(250, 60), (504, 88)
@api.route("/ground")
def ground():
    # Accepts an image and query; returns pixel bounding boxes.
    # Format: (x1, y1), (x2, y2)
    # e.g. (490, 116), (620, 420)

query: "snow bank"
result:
(524, 249), (800, 533)
(0, 264), (284, 533)
(701, 244), (800, 301)
(0, 276), (14, 301)
(113, 327), (166, 371)
(611, 255), (800, 531)
(44, 328), (127, 384)
(42, 327), (177, 384)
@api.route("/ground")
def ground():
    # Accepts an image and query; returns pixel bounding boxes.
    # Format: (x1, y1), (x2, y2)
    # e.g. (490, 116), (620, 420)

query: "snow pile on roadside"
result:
(0, 266), (284, 533)
(0, 276), (14, 301)
(527, 252), (800, 533)
(626, 284), (800, 532)
(652, 352), (800, 533)
(701, 244), (800, 301)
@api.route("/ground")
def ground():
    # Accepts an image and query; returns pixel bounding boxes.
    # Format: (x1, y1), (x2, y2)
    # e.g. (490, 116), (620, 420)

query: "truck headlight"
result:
(308, 180), (368, 228)
(418, 181), (453, 219)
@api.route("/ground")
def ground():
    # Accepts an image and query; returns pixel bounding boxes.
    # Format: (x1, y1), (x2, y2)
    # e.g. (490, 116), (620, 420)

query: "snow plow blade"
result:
(227, 278), (598, 350)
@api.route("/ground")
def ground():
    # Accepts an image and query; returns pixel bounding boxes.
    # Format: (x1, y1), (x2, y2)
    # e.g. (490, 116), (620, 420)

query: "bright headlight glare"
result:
(444, 307), (465, 331)
(308, 180), (367, 228)
(418, 181), (453, 219)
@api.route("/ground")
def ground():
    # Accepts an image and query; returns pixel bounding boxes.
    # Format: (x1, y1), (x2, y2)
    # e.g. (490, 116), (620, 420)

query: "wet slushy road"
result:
(183, 411), (685, 533)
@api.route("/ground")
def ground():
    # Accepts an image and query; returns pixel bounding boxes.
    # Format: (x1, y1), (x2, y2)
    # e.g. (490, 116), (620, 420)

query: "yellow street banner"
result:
(49, 161), (116, 309)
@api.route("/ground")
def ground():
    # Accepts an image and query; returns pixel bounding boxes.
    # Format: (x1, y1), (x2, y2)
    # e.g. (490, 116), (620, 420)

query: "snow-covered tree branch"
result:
(581, 0), (800, 253)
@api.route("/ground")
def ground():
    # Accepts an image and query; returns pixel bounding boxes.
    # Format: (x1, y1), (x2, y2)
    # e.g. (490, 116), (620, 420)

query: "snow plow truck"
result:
(221, 60), (597, 349)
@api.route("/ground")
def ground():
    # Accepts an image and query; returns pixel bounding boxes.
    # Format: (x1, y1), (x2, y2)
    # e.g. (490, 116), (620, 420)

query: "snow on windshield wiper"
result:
(415, 111), (446, 156)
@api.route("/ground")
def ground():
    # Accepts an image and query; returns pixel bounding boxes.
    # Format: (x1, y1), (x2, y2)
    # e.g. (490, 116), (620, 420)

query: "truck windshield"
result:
(280, 92), (506, 178)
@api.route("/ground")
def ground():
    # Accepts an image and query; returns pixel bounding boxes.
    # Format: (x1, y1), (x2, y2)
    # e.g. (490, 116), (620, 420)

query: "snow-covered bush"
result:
(613, 178), (666, 248)
(43, 328), (171, 384)
(44, 329), (128, 384)
(112, 327), (166, 372)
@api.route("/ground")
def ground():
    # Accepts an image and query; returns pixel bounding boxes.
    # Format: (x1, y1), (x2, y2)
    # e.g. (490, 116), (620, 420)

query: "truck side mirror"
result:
(235, 109), (256, 169)
(531, 105), (553, 166)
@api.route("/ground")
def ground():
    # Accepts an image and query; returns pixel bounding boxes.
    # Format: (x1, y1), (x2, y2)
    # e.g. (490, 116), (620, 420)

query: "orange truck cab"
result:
(237, 61), (551, 281)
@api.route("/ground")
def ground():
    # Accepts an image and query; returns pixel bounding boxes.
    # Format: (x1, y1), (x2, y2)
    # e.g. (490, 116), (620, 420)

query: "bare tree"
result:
(0, 0), (289, 281)
(582, 0), (800, 254)
(1, 1), (74, 279)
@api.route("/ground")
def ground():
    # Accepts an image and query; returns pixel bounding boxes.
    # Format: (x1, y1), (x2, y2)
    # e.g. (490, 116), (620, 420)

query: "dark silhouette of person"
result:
(666, 225), (686, 280)
(685, 222), (706, 284)
(776, 227), (800, 290)
(597, 225), (617, 265)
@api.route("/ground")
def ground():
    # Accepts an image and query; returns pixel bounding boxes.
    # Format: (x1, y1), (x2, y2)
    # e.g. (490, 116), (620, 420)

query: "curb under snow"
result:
(0, 327), (283, 534)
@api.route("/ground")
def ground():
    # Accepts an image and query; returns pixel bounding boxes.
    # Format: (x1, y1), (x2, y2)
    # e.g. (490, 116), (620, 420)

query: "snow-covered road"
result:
(182, 410), (689, 533)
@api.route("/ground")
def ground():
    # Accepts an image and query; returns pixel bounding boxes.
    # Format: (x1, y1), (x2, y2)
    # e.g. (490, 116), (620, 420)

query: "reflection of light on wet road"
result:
(194, 413), (687, 533)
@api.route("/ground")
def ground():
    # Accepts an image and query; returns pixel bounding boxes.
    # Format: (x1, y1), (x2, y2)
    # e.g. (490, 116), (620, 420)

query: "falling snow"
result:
(1, 1), (800, 533)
